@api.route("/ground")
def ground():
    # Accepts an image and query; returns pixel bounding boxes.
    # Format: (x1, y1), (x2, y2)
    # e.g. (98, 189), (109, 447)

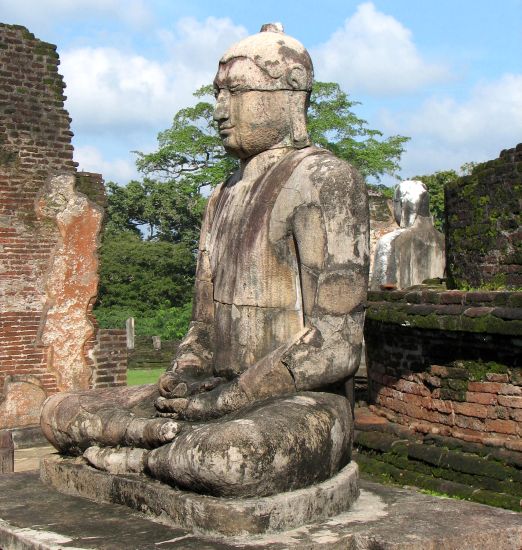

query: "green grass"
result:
(127, 367), (165, 386)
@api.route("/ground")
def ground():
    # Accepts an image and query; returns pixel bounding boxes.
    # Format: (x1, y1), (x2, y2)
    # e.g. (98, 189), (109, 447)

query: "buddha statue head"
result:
(393, 179), (431, 228)
(213, 23), (313, 159)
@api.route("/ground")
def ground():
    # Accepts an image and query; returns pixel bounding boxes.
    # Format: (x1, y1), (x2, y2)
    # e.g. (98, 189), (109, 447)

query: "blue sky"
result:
(1, 0), (521, 187)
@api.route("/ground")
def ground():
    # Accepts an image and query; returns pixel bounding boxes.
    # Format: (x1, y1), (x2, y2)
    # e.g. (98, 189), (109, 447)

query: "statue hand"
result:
(155, 352), (296, 421)
(155, 379), (249, 420)
(158, 370), (225, 399)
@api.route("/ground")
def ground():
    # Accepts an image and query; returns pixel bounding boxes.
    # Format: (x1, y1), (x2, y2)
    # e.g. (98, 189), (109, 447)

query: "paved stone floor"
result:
(1, 468), (521, 549)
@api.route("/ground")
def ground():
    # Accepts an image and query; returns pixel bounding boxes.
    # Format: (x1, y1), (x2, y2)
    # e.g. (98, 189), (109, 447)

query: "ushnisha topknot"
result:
(219, 22), (313, 91)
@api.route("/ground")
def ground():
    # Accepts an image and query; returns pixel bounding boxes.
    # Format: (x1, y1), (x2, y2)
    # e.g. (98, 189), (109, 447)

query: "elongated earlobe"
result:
(288, 93), (310, 148)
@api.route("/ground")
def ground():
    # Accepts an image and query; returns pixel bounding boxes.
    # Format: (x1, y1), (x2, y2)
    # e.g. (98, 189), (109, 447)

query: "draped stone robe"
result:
(175, 145), (370, 390)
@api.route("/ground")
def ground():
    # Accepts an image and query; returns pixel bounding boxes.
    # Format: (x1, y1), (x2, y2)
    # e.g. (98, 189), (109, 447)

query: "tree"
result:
(308, 82), (409, 180)
(105, 178), (205, 247)
(96, 231), (195, 312)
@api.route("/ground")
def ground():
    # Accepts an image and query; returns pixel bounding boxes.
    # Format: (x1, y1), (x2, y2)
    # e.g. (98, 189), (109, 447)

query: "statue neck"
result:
(240, 147), (294, 181)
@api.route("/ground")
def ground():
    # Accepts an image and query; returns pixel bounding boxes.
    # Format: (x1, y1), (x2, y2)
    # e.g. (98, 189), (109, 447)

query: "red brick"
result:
(449, 427), (485, 445)
(452, 402), (488, 418)
(510, 409), (522, 422)
(394, 379), (431, 396)
(467, 381), (503, 394)
(454, 415), (485, 431)
(428, 399), (453, 414)
(485, 419), (518, 435)
(466, 391), (497, 405)
(430, 365), (448, 377)
(498, 395), (522, 408)
(499, 384), (522, 396)
(485, 373), (509, 383)
(505, 440), (522, 452)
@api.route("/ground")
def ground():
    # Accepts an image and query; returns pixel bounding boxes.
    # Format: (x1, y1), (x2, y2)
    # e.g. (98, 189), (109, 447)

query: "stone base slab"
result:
(1, 470), (522, 549)
(40, 454), (360, 536)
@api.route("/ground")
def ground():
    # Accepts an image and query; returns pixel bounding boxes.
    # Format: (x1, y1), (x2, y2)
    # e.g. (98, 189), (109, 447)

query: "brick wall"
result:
(445, 144), (522, 289)
(0, 24), (114, 429)
(91, 329), (128, 389)
(365, 289), (522, 454)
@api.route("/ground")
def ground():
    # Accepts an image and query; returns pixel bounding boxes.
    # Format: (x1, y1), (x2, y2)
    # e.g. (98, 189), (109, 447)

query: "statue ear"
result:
(287, 65), (307, 90)
(288, 93), (310, 148)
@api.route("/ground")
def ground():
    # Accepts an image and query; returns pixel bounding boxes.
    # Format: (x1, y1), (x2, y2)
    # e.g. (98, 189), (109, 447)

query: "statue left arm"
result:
(156, 158), (369, 420)
(280, 159), (369, 389)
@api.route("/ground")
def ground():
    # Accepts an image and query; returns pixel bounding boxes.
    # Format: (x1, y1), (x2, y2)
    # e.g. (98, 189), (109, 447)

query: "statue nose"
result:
(213, 92), (230, 122)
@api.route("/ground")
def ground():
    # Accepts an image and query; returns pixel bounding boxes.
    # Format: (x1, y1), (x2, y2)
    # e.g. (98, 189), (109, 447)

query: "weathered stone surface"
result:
(0, 376), (46, 429)
(368, 189), (397, 276)
(371, 180), (445, 290)
(0, 430), (14, 474)
(35, 173), (103, 392)
(40, 23), (369, 510)
(2, 472), (522, 549)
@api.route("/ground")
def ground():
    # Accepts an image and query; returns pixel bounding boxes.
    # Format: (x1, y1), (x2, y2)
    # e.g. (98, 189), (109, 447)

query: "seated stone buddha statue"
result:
(370, 179), (445, 290)
(41, 23), (369, 499)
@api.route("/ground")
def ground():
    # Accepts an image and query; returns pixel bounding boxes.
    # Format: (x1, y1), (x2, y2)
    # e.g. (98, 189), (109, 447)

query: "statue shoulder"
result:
(287, 148), (366, 201)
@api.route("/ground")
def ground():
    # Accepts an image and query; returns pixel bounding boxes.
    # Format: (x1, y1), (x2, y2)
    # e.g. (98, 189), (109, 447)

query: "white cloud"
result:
(159, 16), (248, 78)
(312, 2), (449, 96)
(405, 74), (522, 146)
(381, 73), (522, 176)
(60, 17), (247, 136)
(61, 47), (176, 133)
(75, 145), (138, 184)
(0, 0), (152, 29)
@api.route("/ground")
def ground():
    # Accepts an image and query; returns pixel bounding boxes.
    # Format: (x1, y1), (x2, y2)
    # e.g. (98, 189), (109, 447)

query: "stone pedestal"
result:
(1, 469), (521, 549)
(40, 455), (360, 536)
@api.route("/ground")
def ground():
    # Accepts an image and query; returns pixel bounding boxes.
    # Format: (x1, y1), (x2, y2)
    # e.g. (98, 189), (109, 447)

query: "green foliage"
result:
(105, 178), (206, 247)
(135, 85), (238, 191)
(105, 176), (202, 246)
(308, 82), (409, 180)
(96, 231), (194, 311)
(136, 82), (409, 189)
(452, 360), (508, 382)
(95, 302), (192, 340)
(138, 302), (193, 340)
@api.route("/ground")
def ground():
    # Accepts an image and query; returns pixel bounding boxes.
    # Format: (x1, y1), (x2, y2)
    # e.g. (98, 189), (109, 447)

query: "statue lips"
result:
(219, 126), (234, 137)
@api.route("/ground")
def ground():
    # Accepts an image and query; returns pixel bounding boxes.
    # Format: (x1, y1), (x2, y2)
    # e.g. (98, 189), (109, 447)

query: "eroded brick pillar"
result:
(0, 24), (106, 429)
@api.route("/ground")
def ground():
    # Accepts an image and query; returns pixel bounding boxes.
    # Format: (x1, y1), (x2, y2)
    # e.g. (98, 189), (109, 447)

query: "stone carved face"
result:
(393, 180), (430, 227)
(213, 58), (294, 159)
(213, 26), (313, 159)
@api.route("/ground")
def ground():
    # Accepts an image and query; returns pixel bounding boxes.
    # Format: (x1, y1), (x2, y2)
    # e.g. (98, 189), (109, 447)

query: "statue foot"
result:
(41, 385), (182, 452)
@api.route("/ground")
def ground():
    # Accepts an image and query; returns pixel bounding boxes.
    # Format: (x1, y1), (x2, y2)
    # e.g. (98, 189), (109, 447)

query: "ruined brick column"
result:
(0, 24), (107, 429)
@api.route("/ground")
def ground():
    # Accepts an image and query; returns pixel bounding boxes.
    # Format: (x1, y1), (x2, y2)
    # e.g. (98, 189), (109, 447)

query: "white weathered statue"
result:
(370, 180), (445, 290)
